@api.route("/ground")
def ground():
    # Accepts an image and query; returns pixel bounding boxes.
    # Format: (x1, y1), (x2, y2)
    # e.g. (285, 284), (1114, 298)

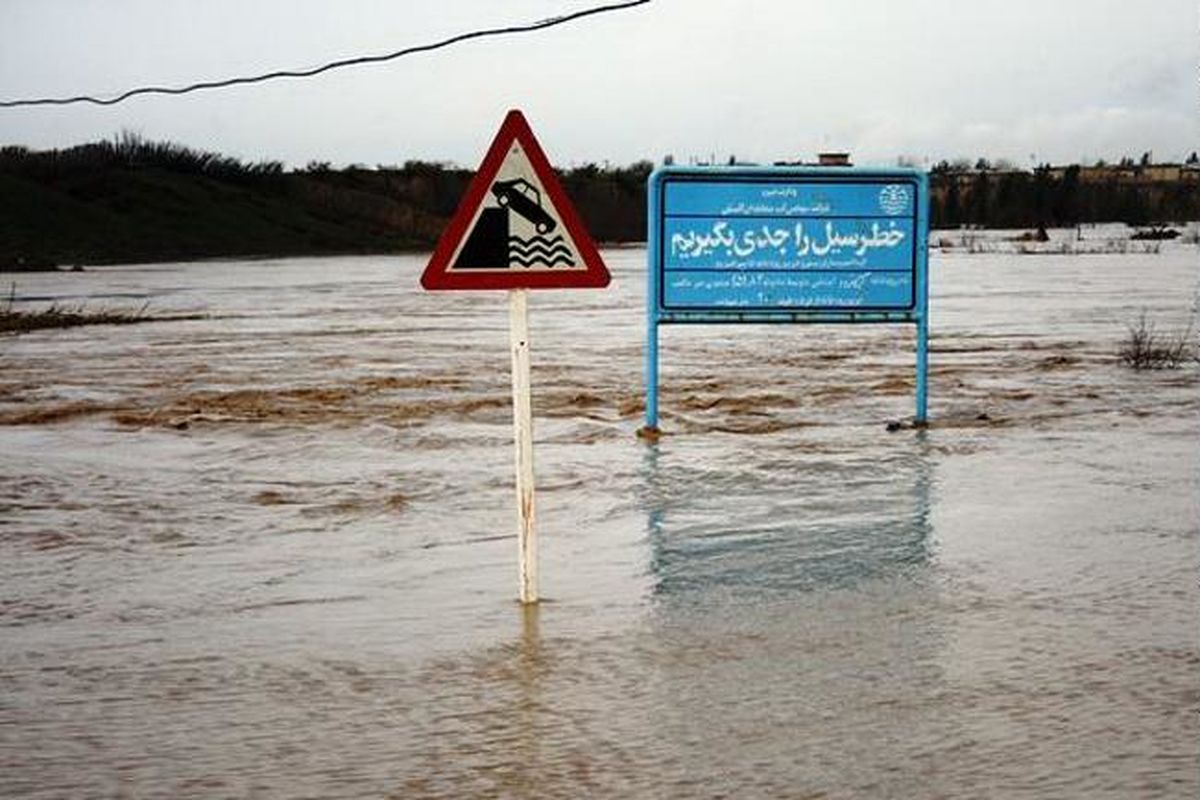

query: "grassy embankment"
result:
(0, 144), (446, 269)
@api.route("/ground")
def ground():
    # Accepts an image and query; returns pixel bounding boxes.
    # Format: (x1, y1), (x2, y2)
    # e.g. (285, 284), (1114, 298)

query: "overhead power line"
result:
(0, 0), (650, 109)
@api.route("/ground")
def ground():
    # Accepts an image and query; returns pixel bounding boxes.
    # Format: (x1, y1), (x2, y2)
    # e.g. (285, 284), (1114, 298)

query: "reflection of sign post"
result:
(643, 167), (930, 433)
(422, 110), (610, 604)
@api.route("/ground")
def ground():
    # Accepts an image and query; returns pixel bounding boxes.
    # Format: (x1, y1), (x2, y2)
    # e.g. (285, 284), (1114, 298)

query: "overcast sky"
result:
(1, 0), (1196, 169)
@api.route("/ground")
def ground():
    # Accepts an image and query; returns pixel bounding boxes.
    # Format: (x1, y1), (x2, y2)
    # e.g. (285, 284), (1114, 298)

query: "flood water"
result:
(2, 233), (1198, 798)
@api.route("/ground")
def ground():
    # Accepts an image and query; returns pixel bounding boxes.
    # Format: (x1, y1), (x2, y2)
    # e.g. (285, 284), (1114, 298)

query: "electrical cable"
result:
(0, 0), (650, 109)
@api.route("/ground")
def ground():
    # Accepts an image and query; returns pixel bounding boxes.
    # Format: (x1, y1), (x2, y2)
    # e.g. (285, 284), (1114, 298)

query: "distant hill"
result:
(0, 136), (650, 269)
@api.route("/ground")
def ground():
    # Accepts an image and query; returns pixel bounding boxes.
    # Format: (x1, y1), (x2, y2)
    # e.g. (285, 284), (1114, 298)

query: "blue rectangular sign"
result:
(656, 172), (924, 314)
(644, 166), (931, 431)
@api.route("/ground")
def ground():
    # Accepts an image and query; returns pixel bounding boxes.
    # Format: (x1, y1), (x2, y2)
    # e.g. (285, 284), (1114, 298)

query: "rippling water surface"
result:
(2, 239), (1198, 797)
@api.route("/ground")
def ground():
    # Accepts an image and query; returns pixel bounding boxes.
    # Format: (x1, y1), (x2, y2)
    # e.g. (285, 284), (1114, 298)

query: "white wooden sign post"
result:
(508, 289), (537, 603)
(420, 110), (610, 604)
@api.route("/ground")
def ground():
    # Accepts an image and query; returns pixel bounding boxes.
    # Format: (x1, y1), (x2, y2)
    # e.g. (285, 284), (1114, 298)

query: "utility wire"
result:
(0, 0), (650, 109)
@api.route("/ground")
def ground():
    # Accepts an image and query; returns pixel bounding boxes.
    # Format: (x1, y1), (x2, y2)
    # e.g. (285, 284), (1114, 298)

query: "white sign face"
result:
(447, 139), (586, 274)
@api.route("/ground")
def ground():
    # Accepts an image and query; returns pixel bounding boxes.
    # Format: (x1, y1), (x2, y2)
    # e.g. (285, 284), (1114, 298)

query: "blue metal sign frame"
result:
(645, 166), (930, 431)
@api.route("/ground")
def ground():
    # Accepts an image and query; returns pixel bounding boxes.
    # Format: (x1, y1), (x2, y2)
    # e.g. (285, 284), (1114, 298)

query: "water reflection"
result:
(512, 603), (544, 797)
(635, 435), (960, 796)
(642, 435), (934, 598)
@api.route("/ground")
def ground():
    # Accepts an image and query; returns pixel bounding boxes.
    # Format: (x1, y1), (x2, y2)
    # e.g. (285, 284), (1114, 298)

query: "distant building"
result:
(772, 152), (854, 167)
(1078, 164), (1189, 184)
(1142, 164), (1182, 182)
(817, 152), (852, 167)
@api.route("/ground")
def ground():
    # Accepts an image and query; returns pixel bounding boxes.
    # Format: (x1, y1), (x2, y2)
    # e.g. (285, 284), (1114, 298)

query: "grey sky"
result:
(2, 0), (1196, 169)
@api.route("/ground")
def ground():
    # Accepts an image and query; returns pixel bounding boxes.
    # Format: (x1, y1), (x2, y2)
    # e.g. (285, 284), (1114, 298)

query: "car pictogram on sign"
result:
(491, 178), (557, 234)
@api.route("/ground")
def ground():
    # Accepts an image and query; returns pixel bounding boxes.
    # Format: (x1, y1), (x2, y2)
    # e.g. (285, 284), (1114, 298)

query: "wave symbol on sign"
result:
(509, 234), (574, 268)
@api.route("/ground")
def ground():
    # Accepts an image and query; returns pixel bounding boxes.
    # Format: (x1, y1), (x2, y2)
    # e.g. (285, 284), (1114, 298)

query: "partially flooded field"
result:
(2, 235), (1198, 797)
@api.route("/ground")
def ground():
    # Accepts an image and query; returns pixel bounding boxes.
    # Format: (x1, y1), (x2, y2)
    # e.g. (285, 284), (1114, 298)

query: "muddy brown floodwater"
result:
(2, 231), (1198, 798)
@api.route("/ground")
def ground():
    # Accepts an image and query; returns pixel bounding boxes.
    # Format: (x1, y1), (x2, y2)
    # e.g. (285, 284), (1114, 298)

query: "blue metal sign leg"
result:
(916, 313), (928, 425)
(644, 170), (662, 434)
(914, 172), (930, 426)
(646, 321), (659, 430)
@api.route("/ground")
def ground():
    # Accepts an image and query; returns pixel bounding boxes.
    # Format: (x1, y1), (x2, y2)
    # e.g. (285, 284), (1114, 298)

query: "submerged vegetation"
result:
(1, 303), (152, 333)
(1, 135), (1196, 269)
(936, 232), (1153, 256)
(1, 282), (200, 333)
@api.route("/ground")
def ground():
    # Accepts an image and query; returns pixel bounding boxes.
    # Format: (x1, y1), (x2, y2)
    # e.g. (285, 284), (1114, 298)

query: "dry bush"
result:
(1119, 312), (1194, 370)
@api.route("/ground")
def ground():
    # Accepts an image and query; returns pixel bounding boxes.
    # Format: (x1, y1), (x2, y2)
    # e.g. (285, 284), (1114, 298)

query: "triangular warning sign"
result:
(421, 110), (610, 291)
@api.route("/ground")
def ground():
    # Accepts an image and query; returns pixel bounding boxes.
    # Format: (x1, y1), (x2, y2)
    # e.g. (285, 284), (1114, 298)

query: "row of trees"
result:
(6, 134), (1193, 234)
(305, 158), (1193, 236)
(0, 132), (286, 187)
(3, 135), (1197, 269)
(932, 152), (1199, 173)
(287, 158), (652, 242)
(930, 165), (1198, 229)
